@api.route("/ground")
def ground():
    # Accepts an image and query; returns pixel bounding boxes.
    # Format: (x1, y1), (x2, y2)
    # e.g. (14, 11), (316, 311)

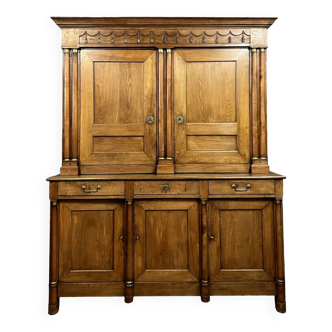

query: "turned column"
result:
(275, 198), (286, 313)
(125, 197), (134, 303)
(251, 48), (269, 173)
(157, 48), (175, 174)
(48, 180), (59, 314)
(60, 48), (79, 175)
(200, 181), (210, 302)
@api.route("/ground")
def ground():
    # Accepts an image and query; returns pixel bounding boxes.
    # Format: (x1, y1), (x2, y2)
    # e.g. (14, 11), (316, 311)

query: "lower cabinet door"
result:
(208, 200), (275, 282)
(59, 201), (125, 282)
(134, 200), (200, 282)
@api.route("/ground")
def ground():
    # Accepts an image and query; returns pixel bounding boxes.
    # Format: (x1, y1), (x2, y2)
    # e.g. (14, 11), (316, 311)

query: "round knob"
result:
(246, 184), (251, 189)
(164, 184), (169, 190)
(176, 115), (184, 124)
(119, 235), (124, 241)
(209, 235), (214, 241)
(136, 236), (139, 241)
(231, 184), (236, 189)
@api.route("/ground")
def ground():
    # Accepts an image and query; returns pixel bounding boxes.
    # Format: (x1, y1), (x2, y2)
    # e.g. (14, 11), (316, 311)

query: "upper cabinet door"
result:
(80, 50), (157, 174)
(174, 49), (250, 173)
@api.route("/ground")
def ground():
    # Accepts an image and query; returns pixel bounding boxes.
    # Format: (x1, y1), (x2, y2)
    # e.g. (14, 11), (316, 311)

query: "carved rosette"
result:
(79, 29), (250, 46)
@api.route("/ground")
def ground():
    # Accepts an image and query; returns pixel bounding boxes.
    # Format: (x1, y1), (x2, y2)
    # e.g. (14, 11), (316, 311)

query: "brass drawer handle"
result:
(231, 184), (251, 192)
(164, 184), (169, 190)
(81, 185), (101, 193)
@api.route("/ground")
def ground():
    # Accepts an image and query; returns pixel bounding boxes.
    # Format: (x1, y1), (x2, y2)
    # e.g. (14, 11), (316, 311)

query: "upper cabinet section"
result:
(52, 17), (277, 49)
(53, 18), (276, 176)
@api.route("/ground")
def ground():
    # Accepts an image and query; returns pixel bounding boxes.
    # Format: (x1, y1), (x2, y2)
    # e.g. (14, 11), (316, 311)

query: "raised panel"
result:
(187, 136), (237, 151)
(220, 210), (263, 269)
(145, 211), (188, 270)
(187, 62), (236, 123)
(93, 137), (144, 153)
(71, 211), (114, 270)
(94, 62), (144, 125)
(59, 201), (125, 282)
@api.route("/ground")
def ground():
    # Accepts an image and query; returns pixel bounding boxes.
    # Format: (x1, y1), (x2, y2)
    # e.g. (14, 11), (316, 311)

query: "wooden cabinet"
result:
(48, 17), (286, 315)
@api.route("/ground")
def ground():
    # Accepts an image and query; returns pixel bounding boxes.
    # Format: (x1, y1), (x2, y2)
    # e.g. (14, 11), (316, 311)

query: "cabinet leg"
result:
(48, 284), (59, 315)
(275, 200), (286, 313)
(200, 281), (210, 303)
(125, 281), (134, 303)
(275, 280), (288, 315)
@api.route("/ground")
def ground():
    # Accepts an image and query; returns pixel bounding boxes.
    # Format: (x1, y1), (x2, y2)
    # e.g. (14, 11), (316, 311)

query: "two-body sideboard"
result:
(47, 17), (286, 315)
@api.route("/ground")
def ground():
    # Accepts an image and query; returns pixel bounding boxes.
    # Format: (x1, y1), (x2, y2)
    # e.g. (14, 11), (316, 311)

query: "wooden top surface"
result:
(51, 17), (277, 29)
(47, 172), (285, 182)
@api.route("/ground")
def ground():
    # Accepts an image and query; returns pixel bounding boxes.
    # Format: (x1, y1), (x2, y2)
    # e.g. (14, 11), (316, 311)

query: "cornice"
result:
(51, 17), (278, 29)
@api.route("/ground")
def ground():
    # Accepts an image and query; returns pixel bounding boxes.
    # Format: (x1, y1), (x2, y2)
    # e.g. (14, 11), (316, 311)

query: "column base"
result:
(157, 159), (175, 174)
(60, 161), (79, 175)
(251, 158), (270, 174)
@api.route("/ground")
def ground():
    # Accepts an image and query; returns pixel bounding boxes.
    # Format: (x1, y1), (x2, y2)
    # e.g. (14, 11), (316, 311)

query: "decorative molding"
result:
(78, 29), (250, 46)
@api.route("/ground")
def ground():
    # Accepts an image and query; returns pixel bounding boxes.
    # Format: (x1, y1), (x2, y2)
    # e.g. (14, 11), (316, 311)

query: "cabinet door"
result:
(59, 201), (125, 282)
(80, 49), (157, 173)
(134, 200), (199, 282)
(208, 200), (275, 281)
(174, 49), (250, 173)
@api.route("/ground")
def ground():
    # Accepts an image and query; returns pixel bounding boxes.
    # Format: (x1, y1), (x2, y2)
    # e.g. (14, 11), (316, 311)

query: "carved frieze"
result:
(78, 29), (251, 46)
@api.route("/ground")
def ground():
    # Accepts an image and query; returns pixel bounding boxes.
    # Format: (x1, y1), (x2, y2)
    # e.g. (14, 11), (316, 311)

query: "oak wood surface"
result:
(47, 172), (286, 181)
(80, 49), (157, 172)
(208, 200), (275, 282)
(174, 49), (250, 172)
(58, 201), (125, 283)
(134, 200), (200, 283)
(49, 17), (285, 314)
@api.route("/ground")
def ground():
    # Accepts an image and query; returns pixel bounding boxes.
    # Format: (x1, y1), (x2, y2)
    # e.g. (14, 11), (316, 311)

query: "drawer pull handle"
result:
(209, 235), (215, 241)
(164, 184), (169, 190)
(81, 185), (101, 193)
(231, 184), (251, 192)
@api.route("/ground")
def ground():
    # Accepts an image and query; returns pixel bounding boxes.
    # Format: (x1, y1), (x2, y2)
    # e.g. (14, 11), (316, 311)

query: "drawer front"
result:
(134, 181), (199, 195)
(209, 180), (274, 195)
(58, 181), (125, 196)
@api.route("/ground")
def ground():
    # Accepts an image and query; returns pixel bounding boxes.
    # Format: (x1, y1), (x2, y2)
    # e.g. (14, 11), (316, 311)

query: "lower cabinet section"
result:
(50, 194), (285, 314)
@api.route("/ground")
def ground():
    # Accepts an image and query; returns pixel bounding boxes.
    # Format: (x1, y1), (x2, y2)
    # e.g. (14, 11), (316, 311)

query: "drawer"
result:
(134, 181), (199, 195)
(58, 181), (125, 196)
(209, 180), (274, 195)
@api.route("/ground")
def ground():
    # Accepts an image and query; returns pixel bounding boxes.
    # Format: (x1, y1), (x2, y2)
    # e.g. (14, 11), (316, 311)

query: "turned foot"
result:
(48, 302), (59, 315)
(201, 295), (210, 303)
(275, 301), (288, 315)
(125, 281), (134, 303)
